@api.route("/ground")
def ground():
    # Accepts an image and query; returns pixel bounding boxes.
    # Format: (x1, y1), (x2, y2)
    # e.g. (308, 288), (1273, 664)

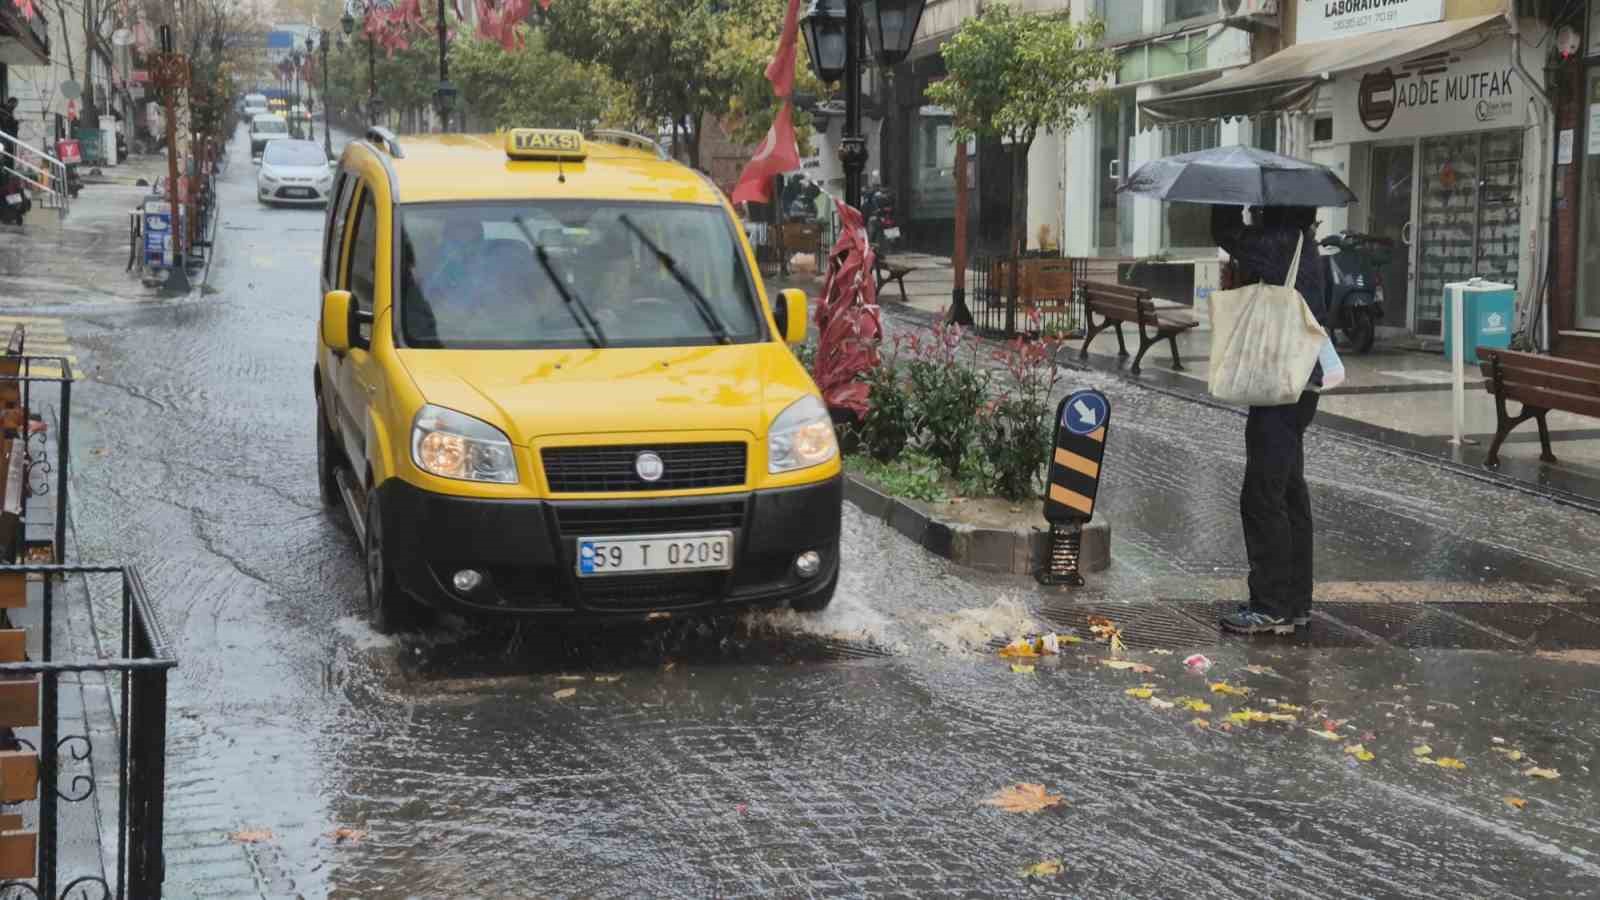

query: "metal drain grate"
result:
(1170, 601), (1381, 650)
(1036, 602), (1218, 651)
(1315, 603), (1515, 651)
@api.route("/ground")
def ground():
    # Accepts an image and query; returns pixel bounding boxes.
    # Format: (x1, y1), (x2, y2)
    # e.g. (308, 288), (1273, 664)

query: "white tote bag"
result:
(1208, 235), (1328, 407)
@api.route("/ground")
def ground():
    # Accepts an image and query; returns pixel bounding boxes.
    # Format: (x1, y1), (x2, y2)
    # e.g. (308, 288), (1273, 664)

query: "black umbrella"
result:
(1119, 144), (1357, 208)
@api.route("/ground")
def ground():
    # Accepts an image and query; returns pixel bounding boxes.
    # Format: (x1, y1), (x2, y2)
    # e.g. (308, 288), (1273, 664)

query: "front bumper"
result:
(259, 182), (331, 204)
(375, 476), (842, 619)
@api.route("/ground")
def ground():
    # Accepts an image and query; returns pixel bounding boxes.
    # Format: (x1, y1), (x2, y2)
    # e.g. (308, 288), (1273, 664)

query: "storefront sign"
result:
(1333, 40), (1524, 142)
(1589, 105), (1600, 156)
(1298, 0), (1444, 44)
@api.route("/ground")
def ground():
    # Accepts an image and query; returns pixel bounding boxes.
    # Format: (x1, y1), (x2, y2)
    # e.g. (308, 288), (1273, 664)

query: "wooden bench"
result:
(875, 253), (915, 303)
(1477, 348), (1600, 468)
(1078, 281), (1198, 375)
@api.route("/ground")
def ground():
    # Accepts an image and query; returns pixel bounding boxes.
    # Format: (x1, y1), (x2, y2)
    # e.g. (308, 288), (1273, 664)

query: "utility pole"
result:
(152, 26), (191, 294)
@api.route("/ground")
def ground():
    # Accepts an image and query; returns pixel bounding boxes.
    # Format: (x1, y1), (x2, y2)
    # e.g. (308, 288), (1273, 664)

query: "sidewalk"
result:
(0, 154), (173, 310)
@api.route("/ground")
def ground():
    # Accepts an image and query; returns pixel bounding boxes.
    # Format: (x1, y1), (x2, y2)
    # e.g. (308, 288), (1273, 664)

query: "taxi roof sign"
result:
(505, 128), (586, 161)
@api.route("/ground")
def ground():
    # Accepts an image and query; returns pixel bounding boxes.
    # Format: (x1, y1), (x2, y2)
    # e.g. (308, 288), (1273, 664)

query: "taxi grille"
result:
(542, 443), (747, 493)
(553, 499), (747, 537)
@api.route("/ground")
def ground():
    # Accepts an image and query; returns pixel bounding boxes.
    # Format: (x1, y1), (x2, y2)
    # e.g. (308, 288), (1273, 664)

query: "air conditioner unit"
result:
(1220, 0), (1278, 20)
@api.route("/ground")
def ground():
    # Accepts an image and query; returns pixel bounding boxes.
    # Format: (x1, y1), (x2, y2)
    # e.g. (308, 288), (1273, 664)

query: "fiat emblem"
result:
(635, 451), (665, 483)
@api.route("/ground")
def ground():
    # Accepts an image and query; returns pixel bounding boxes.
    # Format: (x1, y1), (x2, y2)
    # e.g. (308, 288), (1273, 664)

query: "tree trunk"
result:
(687, 111), (703, 170)
(1007, 138), (1031, 336)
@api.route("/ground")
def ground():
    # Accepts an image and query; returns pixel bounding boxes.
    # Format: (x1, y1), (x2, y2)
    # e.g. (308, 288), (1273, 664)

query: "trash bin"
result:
(1442, 279), (1515, 365)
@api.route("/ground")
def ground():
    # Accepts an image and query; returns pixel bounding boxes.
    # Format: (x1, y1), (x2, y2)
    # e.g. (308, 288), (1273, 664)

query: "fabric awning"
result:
(1139, 13), (1504, 129)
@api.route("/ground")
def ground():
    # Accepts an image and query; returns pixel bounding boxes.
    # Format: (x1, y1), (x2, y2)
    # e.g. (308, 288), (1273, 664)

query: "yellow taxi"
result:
(315, 127), (841, 632)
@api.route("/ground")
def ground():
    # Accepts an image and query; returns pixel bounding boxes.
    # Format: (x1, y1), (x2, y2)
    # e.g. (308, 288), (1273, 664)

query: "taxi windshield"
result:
(398, 201), (765, 349)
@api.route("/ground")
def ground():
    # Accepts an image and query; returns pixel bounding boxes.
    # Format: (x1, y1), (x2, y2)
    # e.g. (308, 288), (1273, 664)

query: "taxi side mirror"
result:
(322, 290), (353, 354)
(774, 288), (808, 345)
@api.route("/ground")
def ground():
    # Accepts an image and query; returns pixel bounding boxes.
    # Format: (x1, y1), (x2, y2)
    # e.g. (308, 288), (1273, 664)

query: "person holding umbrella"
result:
(1121, 145), (1355, 635)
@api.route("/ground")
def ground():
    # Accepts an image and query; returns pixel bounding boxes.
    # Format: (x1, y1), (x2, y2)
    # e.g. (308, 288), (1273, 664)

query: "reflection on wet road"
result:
(52, 128), (1600, 897)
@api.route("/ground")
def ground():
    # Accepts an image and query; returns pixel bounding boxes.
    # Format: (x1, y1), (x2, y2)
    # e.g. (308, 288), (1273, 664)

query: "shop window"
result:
(1313, 117), (1333, 143)
(909, 111), (956, 221)
(1577, 69), (1600, 328)
(1096, 94), (1136, 255)
(1251, 115), (1279, 154)
(1162, 119), (1220, 251)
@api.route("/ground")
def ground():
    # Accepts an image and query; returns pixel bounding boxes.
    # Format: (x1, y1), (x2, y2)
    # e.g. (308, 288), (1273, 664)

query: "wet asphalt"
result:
(38, 126), (1600, 897)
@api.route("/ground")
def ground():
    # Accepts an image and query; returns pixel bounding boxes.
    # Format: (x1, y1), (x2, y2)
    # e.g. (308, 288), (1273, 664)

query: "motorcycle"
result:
(0, 173), (31, 226)
(864, 185), (901, 250)
(1318, 231), (1393, 354)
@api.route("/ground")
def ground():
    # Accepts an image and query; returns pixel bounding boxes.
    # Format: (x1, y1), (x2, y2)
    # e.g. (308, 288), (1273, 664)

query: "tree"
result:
(544, 0), (814, 167)
(451, 30), (634, 131)
(925, 4), (1115, 261)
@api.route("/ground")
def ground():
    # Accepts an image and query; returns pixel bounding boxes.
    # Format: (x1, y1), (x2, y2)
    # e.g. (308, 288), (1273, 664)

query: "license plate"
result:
(577, 531), (733, 577)
(5, 194), (19, 204)
(286, 188), (312, 198)
(883, 227), (902, 239)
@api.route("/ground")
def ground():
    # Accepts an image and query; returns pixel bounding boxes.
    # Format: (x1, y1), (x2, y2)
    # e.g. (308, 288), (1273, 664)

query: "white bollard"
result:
(1451, 285), (1464, 446)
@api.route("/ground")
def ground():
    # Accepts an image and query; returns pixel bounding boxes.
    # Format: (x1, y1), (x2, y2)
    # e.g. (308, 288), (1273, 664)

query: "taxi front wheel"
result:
(365, 497), (420, 634)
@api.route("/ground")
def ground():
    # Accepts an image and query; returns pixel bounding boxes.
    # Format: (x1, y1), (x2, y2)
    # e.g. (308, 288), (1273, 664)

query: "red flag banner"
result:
(731, 102), (800, 205)
(765, 0), (803, 98)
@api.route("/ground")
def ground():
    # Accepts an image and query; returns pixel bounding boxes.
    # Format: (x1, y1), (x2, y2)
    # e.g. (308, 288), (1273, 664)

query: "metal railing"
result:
(0, 130), (69, 217)
(0, 565), (176, 900)
(969, 252), (1087, 340)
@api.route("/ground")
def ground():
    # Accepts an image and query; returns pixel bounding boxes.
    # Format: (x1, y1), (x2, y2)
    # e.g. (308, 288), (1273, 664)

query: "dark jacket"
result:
(1211, 205), (1329, 328)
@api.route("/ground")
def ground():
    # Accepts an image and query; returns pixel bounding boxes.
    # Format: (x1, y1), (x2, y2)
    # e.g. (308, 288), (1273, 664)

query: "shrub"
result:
(856, 338), (915, 462)
(904, 319), (989, 480)
(979, 326), (1062, 501)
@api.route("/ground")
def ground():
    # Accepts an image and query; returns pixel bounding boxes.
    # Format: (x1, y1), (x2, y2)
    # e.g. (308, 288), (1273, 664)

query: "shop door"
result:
(1367, 144), (1414, 327)
(1413, 131), (1522, 338)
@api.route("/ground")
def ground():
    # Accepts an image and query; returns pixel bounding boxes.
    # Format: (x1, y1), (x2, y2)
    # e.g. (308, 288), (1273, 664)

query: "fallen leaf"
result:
(326, 827), (367, 845)
(1344, 743), (1375, 762)
(1000, 638), (1040, 659)
(1243, 665), (1278, 677)
(1209, 681), (1250, 697)
(1102, 659), (1153, 673)
(1434, 757), (1467, 770)
(1412, 745), (1434, 757)
(1491, 736), (1507, 745)
(1109, 632), (1128, 655)
(1011, 663), (1036, 674)
(1524, 767), (1561, 780)
(1189, 718), (1210, 729)
(1150, 649), (1174, 656)
(553, 688), (577, 700)
(593, 675), (622, 683)
(1020, 859), (1064, 879)
(1148, 697), (1175, 710)
(229, 829), (274, 844)
(1503, 796), (1528, 810)
(1228, 709), (1296, 725)
(1360, 731), (1378, 743)
(983, 783), (1065, 814)
(1183, 653), (1213, 673)
(661, 659), (677, 672)
(1176, 697), (1212, 713)
(1268, 702), (1304, 713)
(1324, 718), (1349, 731)
(735, 803), (749, 815)
(1125, 687), (1154, 700)
(646, 611), (671, 621)
(557, 675), (586, 682)
(1493, 748), (1524, 762)
(1059, 634), (1083, 644)
(1308, 728), (1342, 741)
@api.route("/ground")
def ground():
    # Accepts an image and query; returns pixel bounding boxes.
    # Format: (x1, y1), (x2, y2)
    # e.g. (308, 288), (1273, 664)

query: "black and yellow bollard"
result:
(1038, 389), (1110, 586)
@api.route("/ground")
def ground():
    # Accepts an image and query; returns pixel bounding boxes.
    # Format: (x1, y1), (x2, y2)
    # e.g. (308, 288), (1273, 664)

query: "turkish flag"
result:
(765, 0), (803, 98)
(731, 101), (800, 205)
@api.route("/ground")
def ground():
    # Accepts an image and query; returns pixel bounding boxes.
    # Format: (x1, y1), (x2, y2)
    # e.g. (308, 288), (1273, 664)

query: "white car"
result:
(257, 139), (334, 206)
(242, 93), (269, 118)
(248, 113), (289, 158)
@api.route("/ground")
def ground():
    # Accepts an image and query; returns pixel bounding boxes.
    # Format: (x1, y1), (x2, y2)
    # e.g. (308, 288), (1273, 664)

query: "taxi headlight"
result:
(411, 404), (518, 484)
(768, 395), (837, 474)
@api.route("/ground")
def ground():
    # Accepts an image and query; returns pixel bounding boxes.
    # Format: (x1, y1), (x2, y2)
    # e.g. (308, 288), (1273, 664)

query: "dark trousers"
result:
(1241, 391), (1319, 619)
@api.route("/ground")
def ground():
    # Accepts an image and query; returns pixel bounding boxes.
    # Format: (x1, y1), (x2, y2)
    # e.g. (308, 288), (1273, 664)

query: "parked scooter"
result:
(1318, 231), (1393, 354)
(0, 173), (31, 225)
(864, 185), (901, 250)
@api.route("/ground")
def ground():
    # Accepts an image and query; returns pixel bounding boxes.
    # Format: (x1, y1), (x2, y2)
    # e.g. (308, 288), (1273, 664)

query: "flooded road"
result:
(45, 127), (1600, 897)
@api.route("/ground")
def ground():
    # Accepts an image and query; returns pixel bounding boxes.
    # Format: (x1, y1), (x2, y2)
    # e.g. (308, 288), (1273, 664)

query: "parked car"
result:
(248, 113), (289, 158)
(242, 93), (269, 119)
(256, 139), (333, 206)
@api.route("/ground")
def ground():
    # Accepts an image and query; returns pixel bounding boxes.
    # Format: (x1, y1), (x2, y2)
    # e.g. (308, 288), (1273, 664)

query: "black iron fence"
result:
(0, 566), (175, 900)
(968, 253), (1087, 340)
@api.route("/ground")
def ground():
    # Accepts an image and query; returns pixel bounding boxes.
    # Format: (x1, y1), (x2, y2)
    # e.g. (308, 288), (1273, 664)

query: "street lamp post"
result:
(433, 0), (457, 132)
(305, 34), (317, 142)
(342, 5), (381, 125)
(800, 0), (926, 212)
(290, 49), (302, 126)
(319, 31), (333, 158)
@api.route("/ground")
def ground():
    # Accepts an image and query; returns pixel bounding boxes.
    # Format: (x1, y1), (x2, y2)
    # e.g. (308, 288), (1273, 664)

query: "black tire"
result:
(1344, 306), (1376, 354)
(364, 494), (418, 635)
(789, 570), (838, 613)
(315, 397), (342, 511)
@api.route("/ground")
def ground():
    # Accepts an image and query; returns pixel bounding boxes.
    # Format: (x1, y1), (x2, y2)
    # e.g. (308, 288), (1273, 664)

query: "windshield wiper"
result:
(511, 215), (607, 348)
(618, 214), (731, 344)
